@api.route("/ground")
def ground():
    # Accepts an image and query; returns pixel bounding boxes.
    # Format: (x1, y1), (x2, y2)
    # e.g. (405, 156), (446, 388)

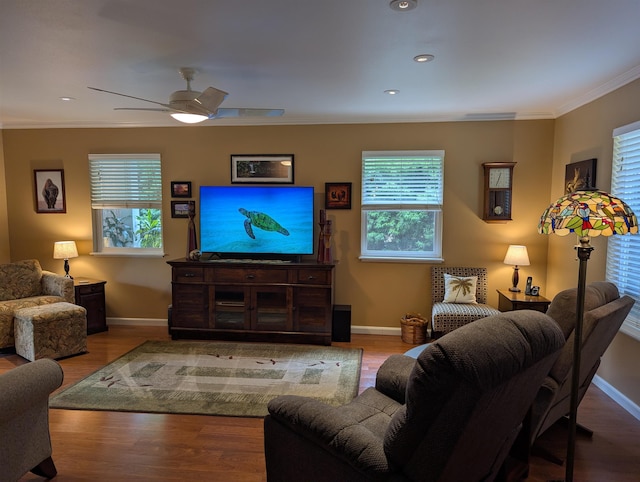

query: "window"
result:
(361, 150), (444, 262)
(606, 120), (640, 340)
(89, 154), (164, 256)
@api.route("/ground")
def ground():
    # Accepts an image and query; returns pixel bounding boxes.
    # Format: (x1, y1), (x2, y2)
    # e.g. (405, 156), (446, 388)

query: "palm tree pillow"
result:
(443, 273), (477, 303)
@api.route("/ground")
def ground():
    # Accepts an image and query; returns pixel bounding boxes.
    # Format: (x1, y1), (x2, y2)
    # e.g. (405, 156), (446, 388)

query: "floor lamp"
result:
(538, 190), (638, 482)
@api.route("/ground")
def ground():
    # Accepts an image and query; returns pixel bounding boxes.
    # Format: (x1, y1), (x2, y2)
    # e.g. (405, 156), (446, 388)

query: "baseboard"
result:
(351, 325), (401, 336)
(107, 317), (167, 327)
(592, 374), (640, 421)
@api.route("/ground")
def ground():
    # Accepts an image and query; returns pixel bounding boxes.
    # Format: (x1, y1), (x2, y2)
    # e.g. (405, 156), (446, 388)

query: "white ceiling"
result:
(1, 0), (640, 129)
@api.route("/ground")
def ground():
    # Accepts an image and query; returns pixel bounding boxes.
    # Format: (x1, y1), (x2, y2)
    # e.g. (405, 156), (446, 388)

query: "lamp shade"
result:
(53, 241), (78, 259)
(503, 245), (530, 266)
(538, 190), (638, 238)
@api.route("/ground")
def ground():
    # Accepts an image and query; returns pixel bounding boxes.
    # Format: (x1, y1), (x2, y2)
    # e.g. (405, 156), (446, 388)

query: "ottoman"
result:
(14, 302), (87, 361)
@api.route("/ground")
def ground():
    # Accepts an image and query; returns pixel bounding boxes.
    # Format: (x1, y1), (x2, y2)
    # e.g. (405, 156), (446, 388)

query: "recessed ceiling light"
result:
(413, 54), (435, 63)
(384, 89), (400, 95)
(389, 0), (417, 11)
(59, 96), (76, 101)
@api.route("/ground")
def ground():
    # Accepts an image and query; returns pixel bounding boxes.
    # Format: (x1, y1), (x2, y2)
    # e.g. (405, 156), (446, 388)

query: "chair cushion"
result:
(0, 259), (43, 301)
(432, 301), (500, 334)
(443, 274), (477, 303)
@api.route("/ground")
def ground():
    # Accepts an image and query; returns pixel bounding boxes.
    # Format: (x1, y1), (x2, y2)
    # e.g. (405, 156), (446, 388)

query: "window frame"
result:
(606, 120), (640, 341)
(360, 150), (444, 263)
(88, 153), (165, 257)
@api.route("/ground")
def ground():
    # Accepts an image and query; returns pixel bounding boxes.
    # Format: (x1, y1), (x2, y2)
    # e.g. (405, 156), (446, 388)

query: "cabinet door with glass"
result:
(212, 285), (249, 330)
(251, 285), (292, 332)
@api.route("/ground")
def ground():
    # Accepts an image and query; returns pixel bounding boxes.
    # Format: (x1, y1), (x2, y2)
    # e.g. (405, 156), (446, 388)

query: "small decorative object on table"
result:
(400, 312), (428, 344)
(186, 202), (197, 259)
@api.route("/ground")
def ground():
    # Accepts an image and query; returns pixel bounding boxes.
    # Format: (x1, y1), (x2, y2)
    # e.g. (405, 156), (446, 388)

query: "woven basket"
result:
(400, 312), (428, 344)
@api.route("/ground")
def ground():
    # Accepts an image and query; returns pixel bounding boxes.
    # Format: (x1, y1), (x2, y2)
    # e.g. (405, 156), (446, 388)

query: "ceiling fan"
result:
(88, 67), (284, 124)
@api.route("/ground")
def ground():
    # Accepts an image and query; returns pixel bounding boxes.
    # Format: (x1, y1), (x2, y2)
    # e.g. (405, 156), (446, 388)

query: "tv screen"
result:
(200, 185), (315, 257)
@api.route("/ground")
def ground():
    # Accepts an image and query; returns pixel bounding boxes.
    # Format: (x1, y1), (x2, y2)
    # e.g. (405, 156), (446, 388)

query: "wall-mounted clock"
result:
(482, 162), (516, 222)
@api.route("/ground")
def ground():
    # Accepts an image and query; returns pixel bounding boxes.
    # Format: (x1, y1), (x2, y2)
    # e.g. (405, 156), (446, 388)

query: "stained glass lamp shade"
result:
(538, 190), (637, 482)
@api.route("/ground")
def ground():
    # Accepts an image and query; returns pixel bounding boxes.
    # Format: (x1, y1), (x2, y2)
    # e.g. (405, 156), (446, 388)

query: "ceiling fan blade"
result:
(214, 108), (285, 118)
(88, 87), (169, 108)
(195, 87), (228, 112)
(114, 107), (171, 112)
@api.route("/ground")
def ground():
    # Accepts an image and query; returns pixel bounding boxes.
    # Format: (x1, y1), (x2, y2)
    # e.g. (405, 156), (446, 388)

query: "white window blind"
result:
(89, 154), (162, 209)
(361, 150), (444, 261)
(606, 121), (640, 340)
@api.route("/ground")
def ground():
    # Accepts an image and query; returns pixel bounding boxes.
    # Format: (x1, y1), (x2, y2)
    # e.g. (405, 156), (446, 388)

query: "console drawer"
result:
(296, 269), (331, 285)
(173, 267), (204, 282)
(213, 267), (288, 284)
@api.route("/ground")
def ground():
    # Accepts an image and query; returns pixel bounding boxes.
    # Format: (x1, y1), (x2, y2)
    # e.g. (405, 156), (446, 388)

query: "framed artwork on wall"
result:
(171, 200), (195, 218)
(171, 181), (192, 198)
(565, 158), (597, 193)
(34, 169), (66, 213)
(231, 154), (294, 183)
(325, 182), (352, 210)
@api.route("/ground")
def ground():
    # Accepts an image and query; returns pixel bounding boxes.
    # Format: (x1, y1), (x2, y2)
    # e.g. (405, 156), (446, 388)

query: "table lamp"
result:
(538, 190), (637, 482)
(53, 241), (78, 279)
(503, 245), (530, 292)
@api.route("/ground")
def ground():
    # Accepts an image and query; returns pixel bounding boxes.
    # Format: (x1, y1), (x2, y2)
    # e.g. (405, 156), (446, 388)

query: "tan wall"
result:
(548, 77), (640, 406)
(2, 120), (554, 326)
(0, 132), (9, 263)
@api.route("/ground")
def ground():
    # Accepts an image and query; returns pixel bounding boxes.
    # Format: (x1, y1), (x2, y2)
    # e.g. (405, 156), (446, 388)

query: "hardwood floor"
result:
(1, 325), (639, 481)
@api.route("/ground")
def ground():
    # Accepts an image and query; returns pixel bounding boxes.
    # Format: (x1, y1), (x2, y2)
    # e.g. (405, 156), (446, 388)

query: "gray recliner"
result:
(264, 310), (565, 482)
(0, 358), (64, 481)
(530, 281), (634, 446)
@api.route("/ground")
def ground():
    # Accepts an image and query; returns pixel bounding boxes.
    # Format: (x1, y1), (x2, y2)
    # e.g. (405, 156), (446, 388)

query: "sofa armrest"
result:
(0, 359), (64, 423)
(41, 270), (75, 303)
(267, 395), (390, 473)
(375, 354), (416, 404)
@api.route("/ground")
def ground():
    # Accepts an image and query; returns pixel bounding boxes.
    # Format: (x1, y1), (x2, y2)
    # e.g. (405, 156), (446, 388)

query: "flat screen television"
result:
(199, 185), (315, 260)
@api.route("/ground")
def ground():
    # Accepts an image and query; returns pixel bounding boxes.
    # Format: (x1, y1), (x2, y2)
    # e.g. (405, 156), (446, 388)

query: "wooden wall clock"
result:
(482, 162), (516, 222)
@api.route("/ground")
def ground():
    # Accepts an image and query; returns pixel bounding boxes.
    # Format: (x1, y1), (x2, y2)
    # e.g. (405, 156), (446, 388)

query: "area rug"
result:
(49, 340), (362, 417)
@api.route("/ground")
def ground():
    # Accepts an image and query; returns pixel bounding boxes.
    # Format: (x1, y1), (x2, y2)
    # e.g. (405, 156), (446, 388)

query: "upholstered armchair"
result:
(0, 358), (64, 481)
(264, 310), (565, 482)
(431, 266), (500, 338)
(0, 259), (75, 349)
(530, 281), (634, 448)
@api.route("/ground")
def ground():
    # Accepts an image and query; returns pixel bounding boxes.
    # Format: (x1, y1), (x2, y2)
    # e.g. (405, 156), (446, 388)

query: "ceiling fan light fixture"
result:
(170, 112), (208, 124)
(384, 89), (400, 95)
(414, 54), (435, 63)
(390, 0), (417, 11)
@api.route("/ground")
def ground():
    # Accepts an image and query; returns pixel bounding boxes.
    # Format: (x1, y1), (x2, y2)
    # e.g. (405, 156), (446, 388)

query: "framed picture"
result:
(325, 182), (352, 210)
(34, 169), (66, 213)
(565, 158), (597, 193)
(231, 154), (294, 184)
(171, 181), (192, 198)
(171, 200), (195, 218)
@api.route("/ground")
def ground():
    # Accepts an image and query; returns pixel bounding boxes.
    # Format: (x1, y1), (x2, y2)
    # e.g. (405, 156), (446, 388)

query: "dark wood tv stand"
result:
(167, 259), (335, 345)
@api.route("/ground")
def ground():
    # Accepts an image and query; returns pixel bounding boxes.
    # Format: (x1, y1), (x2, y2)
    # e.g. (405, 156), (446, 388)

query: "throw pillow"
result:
(443, 274), (477, 304)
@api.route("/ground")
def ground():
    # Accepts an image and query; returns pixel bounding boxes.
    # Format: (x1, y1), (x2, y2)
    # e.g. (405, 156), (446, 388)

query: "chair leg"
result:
(31, 456), (57, 479)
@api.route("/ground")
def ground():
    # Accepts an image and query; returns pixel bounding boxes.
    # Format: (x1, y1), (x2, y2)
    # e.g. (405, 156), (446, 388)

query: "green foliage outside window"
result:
(136, 209), (162, 248)
(365, 211), (435, 252)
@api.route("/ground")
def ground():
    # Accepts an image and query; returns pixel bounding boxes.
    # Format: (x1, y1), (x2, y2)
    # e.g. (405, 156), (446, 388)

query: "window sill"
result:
(90, 252), (167, 258)
(359, 256), (444, 264)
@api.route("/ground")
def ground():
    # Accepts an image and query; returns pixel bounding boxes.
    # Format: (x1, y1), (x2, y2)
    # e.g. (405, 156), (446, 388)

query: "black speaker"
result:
(332, 304), (351, 342)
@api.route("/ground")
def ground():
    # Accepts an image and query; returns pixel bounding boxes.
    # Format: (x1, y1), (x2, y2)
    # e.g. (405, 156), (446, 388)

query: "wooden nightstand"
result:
(74, 278), (107, 334)
(497, 289), (551, 313)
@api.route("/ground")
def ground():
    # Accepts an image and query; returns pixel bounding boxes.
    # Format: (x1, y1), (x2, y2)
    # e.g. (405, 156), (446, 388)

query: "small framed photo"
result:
(171, 200), (195, 218)
(564, 158), (597, 193)
(231, 154), (294, 184)
(34, 169), (66, 213)
(325, 182), (352, 210)
(171, 181), (192, 198)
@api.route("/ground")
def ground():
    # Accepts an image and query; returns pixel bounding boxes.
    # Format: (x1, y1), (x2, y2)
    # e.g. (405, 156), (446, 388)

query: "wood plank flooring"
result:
(1, 326), (639, 481)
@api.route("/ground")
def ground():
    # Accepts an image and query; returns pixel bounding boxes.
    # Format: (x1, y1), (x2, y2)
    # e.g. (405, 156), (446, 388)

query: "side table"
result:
(497, 289), (551, 313)
(74, 278), (108, 334)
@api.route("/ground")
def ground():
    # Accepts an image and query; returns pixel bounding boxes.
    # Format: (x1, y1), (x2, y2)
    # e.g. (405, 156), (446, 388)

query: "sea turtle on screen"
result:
(238, 208), (290, 239)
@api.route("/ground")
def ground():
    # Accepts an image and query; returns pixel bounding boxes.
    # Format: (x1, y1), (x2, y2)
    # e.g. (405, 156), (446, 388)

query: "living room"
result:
(1, 1), (640, 480)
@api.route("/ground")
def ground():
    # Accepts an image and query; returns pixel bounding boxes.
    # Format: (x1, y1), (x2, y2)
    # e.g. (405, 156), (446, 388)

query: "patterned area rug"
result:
(50, 340), (362, 417)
